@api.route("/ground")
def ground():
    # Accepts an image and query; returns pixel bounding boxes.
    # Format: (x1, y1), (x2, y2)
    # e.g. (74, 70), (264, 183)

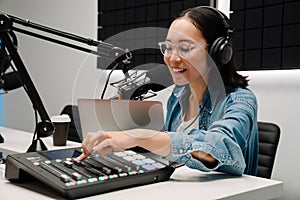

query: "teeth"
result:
(173, 68), (186, 72)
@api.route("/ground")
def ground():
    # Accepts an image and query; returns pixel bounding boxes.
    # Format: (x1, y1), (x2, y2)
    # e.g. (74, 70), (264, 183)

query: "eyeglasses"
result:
(158, 41), (208, 57)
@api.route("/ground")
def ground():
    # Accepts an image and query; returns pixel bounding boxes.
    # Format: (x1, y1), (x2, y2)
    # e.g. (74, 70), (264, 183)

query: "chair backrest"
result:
(60, 105), (82, 143)
(257, 121), (280, 179)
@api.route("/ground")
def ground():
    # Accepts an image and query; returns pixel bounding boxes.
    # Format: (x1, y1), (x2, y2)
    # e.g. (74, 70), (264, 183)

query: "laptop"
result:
(77, 99), (165, 141)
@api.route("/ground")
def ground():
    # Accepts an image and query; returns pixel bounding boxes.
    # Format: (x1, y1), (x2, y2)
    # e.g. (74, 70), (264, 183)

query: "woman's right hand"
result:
(74, 129), (172, 162)
(74, 129), (140, 162)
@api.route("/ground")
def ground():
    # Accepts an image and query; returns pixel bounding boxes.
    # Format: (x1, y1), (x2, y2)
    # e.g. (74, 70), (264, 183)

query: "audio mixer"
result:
(5, 147), (176, 199)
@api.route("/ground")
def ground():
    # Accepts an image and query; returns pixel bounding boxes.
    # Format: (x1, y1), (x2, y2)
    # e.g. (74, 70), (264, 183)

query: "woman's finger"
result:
(74, 145), (90, 162)
(74, 152), (87, 162)
(93, 139), (109, 153)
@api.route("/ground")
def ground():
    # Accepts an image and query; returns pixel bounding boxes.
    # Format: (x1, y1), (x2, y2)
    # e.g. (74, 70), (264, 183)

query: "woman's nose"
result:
(168, 52), (182, 62)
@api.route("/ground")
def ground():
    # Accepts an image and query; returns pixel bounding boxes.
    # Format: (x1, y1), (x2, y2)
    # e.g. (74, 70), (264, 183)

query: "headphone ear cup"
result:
(209, 37), (233, 66)
(219, 39), (233, 65)
(209, 37), (225, 66)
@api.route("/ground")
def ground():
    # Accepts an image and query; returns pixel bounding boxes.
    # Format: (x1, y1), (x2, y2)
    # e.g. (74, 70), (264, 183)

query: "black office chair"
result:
(60, 105), (82, 143)
(257, 121), (280, 179)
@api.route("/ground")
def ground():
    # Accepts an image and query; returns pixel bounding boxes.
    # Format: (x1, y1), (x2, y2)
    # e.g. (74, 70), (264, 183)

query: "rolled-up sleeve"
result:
(165, 90), (257, 176)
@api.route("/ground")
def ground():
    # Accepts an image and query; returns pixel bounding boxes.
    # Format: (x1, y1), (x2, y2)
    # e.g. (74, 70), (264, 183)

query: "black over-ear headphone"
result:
(198, 6), (233, 66)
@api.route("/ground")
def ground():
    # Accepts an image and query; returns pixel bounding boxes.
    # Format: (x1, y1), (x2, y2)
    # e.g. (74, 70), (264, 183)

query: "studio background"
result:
(0, 0), (299, 199)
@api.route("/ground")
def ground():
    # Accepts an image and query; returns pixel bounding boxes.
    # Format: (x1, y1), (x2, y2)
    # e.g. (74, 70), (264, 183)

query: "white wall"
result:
(1, 1), (300, 199)
(240, 70), (300, 200)
(0, 0), (121, 132)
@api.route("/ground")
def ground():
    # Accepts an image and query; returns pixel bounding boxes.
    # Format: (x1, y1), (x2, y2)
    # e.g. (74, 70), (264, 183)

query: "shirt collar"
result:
(172, 85), (213, 114)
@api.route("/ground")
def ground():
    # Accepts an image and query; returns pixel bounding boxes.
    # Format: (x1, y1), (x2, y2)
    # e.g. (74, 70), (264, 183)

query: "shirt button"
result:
(179, 149), (184, 154)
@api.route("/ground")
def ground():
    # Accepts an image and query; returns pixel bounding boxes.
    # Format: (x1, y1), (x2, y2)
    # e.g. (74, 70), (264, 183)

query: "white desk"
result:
(0, 126), (80, 154)
(0, 126), (283, 200)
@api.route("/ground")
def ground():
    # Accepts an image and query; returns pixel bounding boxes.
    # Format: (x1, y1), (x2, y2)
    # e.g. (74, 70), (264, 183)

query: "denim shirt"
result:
(164, 85), (258, 176)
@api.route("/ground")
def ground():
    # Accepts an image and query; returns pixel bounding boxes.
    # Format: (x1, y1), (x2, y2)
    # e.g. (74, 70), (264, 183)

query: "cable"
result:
(100, 62), (120, 99)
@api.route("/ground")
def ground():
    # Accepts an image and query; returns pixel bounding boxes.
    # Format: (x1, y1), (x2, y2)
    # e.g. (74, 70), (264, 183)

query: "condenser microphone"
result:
(0, 71), (23, 91)
(110, 64), (173, 100)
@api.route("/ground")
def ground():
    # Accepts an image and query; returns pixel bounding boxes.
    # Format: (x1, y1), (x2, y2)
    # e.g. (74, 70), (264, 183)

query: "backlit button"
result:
(119, 172), (128, 177)
(70, 182), (76, 186)
(142, 158), (155, 164)
(114, 152), (127, 157)
(152, 162), (166, 169)
(142, 164), (156, 171)
(123, 156), (136, 161)
(88, 178), (97, 183)
(124, 150), (136, 155)
(132, 160), (145, 165)
(81, 179), (87, 184)
(65, 182), (72, 187)
(109, 174), (118, 179)
(45, 160), (51, 164)
(99, 176), (108, 181)
(133, 154), (145, 159)
(128, 171), (138, 175)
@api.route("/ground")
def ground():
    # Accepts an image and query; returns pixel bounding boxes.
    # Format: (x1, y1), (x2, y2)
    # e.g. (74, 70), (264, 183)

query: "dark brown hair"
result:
(176, 7), (248, 88)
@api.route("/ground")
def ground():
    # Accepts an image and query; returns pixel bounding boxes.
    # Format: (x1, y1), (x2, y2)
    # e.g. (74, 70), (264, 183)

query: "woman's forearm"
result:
(128, 129), (172, 157)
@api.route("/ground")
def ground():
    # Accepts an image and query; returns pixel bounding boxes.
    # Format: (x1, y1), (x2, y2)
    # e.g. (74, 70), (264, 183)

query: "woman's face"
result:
(163, 17), (209, 86)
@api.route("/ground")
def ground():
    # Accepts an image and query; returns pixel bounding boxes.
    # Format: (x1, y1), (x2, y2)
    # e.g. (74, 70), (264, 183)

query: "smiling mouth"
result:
(172, 68), (187, 73)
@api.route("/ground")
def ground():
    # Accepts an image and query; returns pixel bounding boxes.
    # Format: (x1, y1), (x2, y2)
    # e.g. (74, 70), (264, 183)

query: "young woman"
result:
(75, 6), (258, 176)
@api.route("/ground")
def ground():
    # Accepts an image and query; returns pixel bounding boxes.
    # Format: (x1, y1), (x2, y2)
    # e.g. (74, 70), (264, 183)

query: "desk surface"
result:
(0, 126), (80, 154)
(0, 126), (283, 200)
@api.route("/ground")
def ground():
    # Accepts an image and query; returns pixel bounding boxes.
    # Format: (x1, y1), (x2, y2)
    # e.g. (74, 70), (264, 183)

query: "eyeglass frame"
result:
(158, 41), (209, 57)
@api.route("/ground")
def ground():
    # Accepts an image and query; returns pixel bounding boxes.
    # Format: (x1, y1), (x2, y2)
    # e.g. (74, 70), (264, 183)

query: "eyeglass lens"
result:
(159, 42), (192, 57)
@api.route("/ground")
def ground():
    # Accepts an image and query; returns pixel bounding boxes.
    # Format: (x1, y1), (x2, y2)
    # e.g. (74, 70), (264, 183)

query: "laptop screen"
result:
(77, 99), (165, 141)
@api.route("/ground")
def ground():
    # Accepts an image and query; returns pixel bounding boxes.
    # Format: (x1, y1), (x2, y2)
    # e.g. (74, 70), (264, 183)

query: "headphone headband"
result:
(195, 6), (234, 66)
(197, 6), (232, 37)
